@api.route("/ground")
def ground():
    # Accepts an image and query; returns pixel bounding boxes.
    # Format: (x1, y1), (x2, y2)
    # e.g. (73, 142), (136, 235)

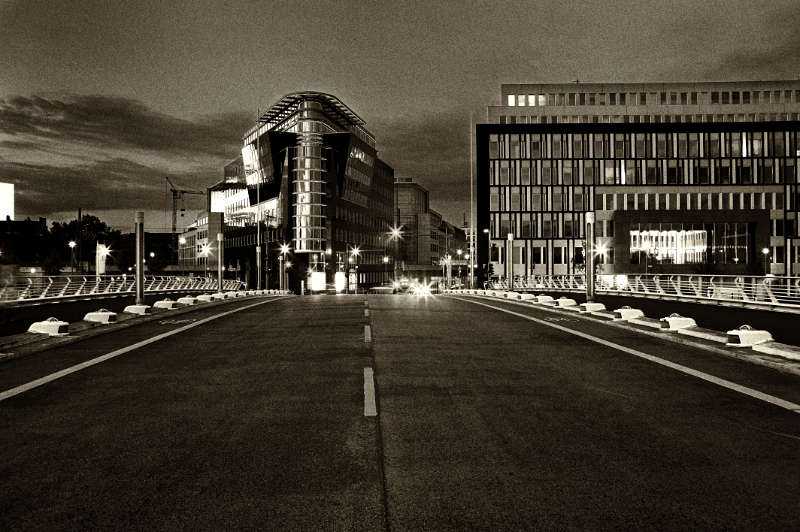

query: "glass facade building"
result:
(200, 92), (394, 290)
(477, 121), (800, 280)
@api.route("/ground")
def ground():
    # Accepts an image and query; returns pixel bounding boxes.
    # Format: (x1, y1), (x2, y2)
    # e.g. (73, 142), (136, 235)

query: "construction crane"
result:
(165, 177), (205, 234)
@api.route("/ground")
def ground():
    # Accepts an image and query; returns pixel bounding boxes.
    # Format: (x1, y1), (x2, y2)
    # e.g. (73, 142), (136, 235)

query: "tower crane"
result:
(165, 177), (205, 234)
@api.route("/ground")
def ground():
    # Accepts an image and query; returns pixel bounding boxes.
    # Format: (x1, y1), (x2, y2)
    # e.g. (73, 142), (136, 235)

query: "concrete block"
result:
(211, 292), (227, 300)
(555, 297), (577, 308)
(83, 309), (117, 324)
(519, 293), (536, 301)
(752, 341), (800, 361)
(504, 291), (519, 299)
(612, 307), (644, 321)
(535, 295), (554, 304)
(28, 317), (70, 336)
(579, 302), (605, 313)
(659, 314), (697, 331)
(153, 298), (180, 310)
(196, 294), (213, 303)
(177, 296), (197, 306)
(124, 304), (151, 316)
(726, 325), (773, 347)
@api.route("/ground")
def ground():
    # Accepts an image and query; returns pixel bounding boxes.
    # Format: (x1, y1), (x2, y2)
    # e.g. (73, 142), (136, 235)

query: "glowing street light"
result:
(68, 240), (77, 272)
(68, 240), (76, 249)
(279, 243), (291, 291)
(762, 246), (770, 274)
(350, 245), (361, 257)
(178, 236), (187, 245)
(388, 226), (403, 241)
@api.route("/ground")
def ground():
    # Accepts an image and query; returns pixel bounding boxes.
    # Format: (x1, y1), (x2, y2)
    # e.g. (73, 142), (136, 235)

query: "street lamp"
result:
(279, 243), (291, 291)
(482, 228), (490, 286)
(68, 240), (77, 272)
(349, 246), (360, 293)
(382, 255), (389, 284)
(762, 247), (770, 274)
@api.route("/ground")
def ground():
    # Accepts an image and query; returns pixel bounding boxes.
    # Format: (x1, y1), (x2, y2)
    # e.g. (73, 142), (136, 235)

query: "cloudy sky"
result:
(1, 0), (799, 229)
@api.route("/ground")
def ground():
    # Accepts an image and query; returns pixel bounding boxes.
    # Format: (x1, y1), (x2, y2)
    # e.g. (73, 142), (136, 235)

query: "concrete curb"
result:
(1, 293), (292, 364)
(445, 291), (800, 376)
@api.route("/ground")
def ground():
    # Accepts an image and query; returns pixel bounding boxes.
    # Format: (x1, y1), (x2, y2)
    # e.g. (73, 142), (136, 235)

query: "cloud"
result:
(0, 94), (250, 158)
(0, 93), (248, 221)
(372, 107), (471, 222)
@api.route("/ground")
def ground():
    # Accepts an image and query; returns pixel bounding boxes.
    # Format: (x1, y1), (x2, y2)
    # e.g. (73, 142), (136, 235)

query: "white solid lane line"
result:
(364, 367), (378, 417)
(451, 296), (800, 414)
(0, 297), (285, 403)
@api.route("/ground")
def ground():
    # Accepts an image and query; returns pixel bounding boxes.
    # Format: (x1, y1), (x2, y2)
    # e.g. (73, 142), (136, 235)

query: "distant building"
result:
(0, 182), (13, 221)
(394, 177), (467, 282)
(478, 81), (800, 283)
(197, 91), (395, 291)
(176, 212), (224, 273)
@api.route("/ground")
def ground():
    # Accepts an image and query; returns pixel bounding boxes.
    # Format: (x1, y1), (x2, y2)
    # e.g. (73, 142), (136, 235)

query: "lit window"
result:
(507, 95), (515, 106)
(517, 95), (525, 106)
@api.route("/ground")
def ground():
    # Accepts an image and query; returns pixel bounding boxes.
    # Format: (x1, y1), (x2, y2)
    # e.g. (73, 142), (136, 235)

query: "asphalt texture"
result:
(0, 291), (211, 337)
(1, 294), (799, 530)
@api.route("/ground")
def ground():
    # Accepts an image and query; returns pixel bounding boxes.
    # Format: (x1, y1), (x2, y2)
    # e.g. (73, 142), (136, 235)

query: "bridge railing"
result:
(0, 275), (244, 304)
(487, 274), (800, 311)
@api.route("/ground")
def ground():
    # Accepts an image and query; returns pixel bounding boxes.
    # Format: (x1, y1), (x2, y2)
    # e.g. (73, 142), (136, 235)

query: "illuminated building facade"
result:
(204, 92), (394, 290)
(477, 121), (800, 281)
(477, 81), (800, 283)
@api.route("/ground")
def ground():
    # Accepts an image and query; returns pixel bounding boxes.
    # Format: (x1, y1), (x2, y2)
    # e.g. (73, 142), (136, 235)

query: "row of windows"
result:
(490, 244), (593, 266)
(489, 158), (800, 186)
(489, 212), (588, 240)
(594, 191), (788, 214)
(498, 113), (800, 124)
(489, 131), (800, 160)
(504, 89), (800, 108)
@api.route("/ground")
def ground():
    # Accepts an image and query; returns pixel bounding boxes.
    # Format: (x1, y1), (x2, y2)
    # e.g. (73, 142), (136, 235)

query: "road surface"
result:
(1, 294), (798, 530)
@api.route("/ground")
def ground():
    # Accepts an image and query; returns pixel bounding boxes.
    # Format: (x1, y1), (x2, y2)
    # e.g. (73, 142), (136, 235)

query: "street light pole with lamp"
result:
(762, 246), (771, 275)
(279, 243), (291, 292)
(482, 227), (490, 286)
(388, 225), (403, 281)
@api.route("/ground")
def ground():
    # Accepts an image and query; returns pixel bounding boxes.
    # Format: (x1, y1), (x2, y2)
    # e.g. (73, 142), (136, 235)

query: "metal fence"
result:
(0, 275), (244, 304)
(487, 274), (800, 312)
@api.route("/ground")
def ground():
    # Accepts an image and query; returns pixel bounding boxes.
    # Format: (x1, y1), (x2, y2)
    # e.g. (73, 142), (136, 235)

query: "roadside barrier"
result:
(83, 309), (117, 324)
(612, 306), (645, 321)
(726, 325), (773, 347)
(123, 304), (151, 315)
(153, 298), (180, 310)
(28, 317), (70, 336)
(659, 314), (697, 331)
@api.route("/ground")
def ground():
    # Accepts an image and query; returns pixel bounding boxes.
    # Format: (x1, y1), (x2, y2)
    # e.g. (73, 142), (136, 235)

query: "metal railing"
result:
(0, 275), (244, 305)
(486, 274), (800, 312)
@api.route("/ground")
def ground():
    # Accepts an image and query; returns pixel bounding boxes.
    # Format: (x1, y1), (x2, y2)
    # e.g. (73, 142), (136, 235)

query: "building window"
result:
(507, 95), (515, 106)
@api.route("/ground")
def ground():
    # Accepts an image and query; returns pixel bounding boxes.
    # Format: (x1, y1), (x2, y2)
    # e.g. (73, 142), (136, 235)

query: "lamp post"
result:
(456, 249), (463, 286)
(762, 246), (770, 275)
(482, 228), (490, 286)
(279, 243), (291, 292)
(349, 245), (360, 294)
(585, 213), (595, 302)
(135, 212), (145, 305)
(68, 240), (76, 272)
(382, 255), (389, 284)
(217, 233), (224, 293)
(388, 225), (403, 281)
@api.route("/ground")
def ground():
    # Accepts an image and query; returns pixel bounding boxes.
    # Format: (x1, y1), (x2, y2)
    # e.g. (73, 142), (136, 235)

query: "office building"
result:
(395, 177), (467, 281)
(478, 81), (800, 283)
(192, 92), (395, 290)
(490, 81), (800, 125)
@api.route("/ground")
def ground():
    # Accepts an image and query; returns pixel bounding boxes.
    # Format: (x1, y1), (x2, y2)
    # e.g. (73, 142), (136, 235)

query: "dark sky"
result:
(2, 0), (799, 229)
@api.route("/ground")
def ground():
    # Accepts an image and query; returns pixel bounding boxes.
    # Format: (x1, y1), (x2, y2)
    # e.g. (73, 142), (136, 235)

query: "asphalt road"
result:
(1, 294), (799, 530)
